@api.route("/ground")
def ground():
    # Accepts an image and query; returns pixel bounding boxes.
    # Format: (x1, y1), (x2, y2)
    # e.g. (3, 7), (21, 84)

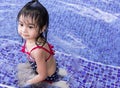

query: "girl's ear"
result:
(41, 25), (46, 33)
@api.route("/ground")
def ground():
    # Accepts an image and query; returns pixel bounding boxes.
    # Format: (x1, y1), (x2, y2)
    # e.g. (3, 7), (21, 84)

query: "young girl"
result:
(17, 0), (69, 87)
(17, 0), (59, 87)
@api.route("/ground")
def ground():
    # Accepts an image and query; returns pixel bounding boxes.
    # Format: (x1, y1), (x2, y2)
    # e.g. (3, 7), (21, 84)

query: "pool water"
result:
(0, 0), (120, 88)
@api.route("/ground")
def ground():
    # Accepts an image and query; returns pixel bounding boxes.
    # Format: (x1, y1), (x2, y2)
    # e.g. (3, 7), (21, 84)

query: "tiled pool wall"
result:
(0, 0), (120, 66)
(46, 0), (120, 66)
(0, 38), (119, 88)
(0, 0), (120, 88)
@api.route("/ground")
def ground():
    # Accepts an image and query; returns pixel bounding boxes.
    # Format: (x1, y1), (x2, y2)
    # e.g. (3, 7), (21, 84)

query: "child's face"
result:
(18, 15), (39, 40)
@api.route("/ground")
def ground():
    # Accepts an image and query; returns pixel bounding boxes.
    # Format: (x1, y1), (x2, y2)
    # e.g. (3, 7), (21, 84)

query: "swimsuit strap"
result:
(21, 43), (25, 53)
(21, 42), (30, 55)
(47, 43), (55, 55)
(29, 43), (55, 61)
(21, 42), (55, 61)
(29, 45), (52, 54)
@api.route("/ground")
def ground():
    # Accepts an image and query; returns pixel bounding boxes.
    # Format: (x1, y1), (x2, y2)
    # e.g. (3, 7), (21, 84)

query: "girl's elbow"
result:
(43, 74), (48, 80)
(38, 74), (47, 81)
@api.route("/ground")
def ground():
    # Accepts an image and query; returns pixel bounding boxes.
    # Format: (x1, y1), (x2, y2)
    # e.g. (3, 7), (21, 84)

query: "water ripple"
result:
(59, 1), (119, 23)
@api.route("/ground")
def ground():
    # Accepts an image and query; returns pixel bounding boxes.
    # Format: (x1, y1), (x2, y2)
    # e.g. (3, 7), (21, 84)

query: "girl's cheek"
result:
(18, 29), (21, 35)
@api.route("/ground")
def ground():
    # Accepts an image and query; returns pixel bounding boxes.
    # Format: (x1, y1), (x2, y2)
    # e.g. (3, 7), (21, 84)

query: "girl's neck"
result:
(25, 38), (46, 46)
(26, 39), (36, 44)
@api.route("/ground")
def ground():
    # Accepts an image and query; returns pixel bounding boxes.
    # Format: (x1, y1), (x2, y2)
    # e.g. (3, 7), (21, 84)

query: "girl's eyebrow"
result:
(18, 20), (35, 26)
(28, 23), (35, 26)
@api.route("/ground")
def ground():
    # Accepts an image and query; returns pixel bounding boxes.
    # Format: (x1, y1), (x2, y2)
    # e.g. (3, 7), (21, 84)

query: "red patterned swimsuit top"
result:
(21, 42), (55, 62)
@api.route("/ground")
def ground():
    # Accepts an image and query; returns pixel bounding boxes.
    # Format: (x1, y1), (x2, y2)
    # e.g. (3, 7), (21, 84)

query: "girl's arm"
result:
(27, 49), (47, 84)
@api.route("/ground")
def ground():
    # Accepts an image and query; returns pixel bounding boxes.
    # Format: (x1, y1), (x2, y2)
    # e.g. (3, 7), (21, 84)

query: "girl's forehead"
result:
(19, 15), (36, 24)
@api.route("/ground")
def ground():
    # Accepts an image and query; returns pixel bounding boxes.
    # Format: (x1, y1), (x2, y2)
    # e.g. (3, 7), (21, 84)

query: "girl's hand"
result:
(23, 81), (32, 88)
(26, 80), (32, 84)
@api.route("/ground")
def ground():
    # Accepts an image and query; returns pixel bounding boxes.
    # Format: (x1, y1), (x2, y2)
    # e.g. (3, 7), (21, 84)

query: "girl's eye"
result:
(29, 26), (34, 29)
(19, 23), (23, 26)
(21, 24), (23, 26)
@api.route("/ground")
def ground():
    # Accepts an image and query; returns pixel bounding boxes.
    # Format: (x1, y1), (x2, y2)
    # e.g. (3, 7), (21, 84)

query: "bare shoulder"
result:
(30, 43), (49, 60)
(31, 47), (46, 61)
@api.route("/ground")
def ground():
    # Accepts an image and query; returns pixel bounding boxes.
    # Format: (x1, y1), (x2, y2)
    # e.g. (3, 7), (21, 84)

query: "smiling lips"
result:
(22, 33), (29, 37)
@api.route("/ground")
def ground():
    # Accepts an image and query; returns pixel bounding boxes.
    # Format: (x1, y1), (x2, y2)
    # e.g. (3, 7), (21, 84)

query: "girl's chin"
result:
(22, 36), (29, 40)
(22, 35), (29, 39)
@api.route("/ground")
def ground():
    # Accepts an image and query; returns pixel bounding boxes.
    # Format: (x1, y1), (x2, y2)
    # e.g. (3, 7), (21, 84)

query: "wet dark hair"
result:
(17, 0), (49, 46)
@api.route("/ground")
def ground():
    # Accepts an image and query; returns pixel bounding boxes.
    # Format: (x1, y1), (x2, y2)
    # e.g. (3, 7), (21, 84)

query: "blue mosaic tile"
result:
(0, 0), (120, 88)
